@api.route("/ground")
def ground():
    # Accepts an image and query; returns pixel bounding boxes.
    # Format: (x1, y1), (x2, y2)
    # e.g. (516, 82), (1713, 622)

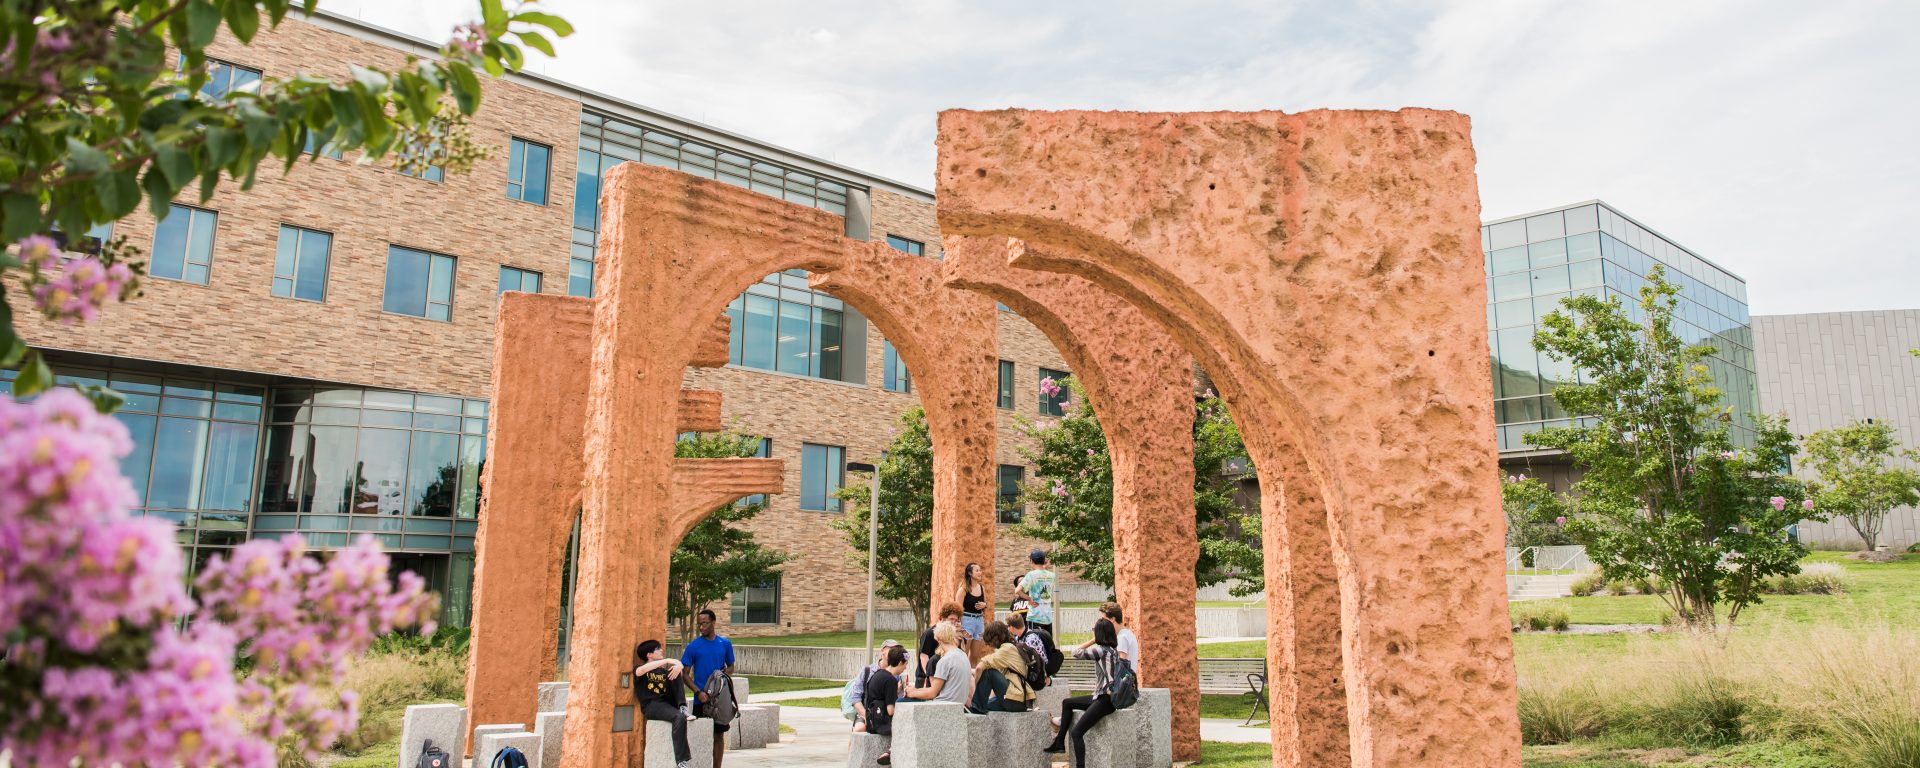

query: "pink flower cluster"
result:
(1, 390), (439, 766)
(446, 21), (486, 56)
(1039, 376), (1063, 399)
(16, 235), (135, 325)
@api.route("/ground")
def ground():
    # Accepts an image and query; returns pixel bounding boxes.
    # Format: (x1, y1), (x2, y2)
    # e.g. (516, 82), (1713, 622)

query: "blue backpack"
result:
(489, 746), (530, 768)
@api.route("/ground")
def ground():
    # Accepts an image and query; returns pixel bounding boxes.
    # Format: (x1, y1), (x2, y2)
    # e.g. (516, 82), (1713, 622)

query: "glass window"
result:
(1494, 299), (1532, 329)
(1488, 219), (1526, 250)
(813, 306), (843, 380)
(200, 421), (258, 512)
(499, 265), (542, 295)
(1565, 231), (1600, 262)
(1569, 259), (1603, 290)
(776, 300), (811, 376)
(730, 578), (780, 625)
(115, 413), (158, 504)
(150, 205), (217, 284)
(1525, 212), (1565, 242)
(729, 288), (846, 381)
(885, 235), (924, 256)
(883, 340), (912, 393)
(799, 443), (844, 512)
(1563, 205), (1599, 235)
(1038, 368), (1070, 417)
(303, 132), (344, 159)
(1528, 238), (1567, 268)
(997, 360), (1015, 409)
(997, 464), (1025, 524)
(1531, 265), (1571, 295)
(569, 244), (595, 298)
(1495, 326), (1540, 397)
(1492, 271), (1530, 301)
(574, 149), (603, 232)
(272, 225), (331, 301)
(148, 417), (209, 509)
(383, 246), (455, 321)
(507, 137), (552, 205)
(200, 58), (262, 99)
(1489, 245), (1529, 275)
(407, 431), (460, 517)
(354, 428), (409, 515)
(739, 438), (772, 507)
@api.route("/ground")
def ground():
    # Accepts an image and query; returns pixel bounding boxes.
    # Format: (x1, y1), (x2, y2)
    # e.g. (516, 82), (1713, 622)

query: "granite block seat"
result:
(1135, 689), (1173, 768)
(475, 730), (541, 768)
(1066, 706), (1140, 768)
(891, 701), (966, 768)
(847, 732), (890, 768)
(644, 716), (713, 768)
(534, 711), (566, 767)
(989, 709), (1052, 768)
(470, 724), (523, 760)
(396, 703), (465, 768)
(536, 681), (569, 713)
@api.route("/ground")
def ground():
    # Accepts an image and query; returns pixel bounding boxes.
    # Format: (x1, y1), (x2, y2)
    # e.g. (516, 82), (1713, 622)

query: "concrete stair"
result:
(1507, 573), (1580, 601)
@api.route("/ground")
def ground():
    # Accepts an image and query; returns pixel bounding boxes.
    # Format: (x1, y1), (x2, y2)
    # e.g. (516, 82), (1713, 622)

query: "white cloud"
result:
(333, 0), (1917, 315)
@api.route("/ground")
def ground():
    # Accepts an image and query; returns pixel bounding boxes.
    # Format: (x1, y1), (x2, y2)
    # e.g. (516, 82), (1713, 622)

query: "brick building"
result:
(5, 11), (1072, 637)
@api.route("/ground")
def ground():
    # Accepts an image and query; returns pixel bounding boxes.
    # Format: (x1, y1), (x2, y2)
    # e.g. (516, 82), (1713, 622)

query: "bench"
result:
(1055, 657), (1269, 723)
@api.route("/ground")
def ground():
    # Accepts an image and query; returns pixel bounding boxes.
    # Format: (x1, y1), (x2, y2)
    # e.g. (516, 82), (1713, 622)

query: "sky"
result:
(333, 0), (1917, 316)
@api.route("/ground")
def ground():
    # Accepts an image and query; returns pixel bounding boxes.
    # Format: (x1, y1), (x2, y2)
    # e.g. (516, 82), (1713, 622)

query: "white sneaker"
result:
(676, 761), (691, 768)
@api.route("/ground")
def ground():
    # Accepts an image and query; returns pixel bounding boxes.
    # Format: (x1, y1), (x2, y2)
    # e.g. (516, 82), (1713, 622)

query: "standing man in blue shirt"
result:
(681, 609), (737, 767)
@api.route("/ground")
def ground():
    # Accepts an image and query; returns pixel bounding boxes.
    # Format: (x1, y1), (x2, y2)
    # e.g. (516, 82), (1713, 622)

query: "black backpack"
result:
(489, 746), (530, 768)
(414, 739), (450, 768)
(1035, 629), (1065, 676)
(1107, 655), (1140, 709)
(1014, 642), (1049, 693)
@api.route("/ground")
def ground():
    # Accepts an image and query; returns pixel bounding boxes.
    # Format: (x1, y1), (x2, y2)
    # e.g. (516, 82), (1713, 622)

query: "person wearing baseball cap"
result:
(851, 639), (906, 732)
(1018, 549), (1058, 640)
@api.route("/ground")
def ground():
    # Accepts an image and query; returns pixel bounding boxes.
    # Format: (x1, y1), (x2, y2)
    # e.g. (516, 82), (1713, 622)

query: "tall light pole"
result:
(848, 461), (882, 661)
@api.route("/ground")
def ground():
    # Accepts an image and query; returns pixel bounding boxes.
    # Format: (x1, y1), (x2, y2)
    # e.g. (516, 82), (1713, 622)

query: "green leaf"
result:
(142, 167), (175, 219)
(446, 63), (482, 114)
(517, 30), (554, 58)
(64, 138), (110, 176)
(95, 170), (142, 220)
(184, 0), (223, 48)
(74, 384), (127, 414)
(224, 1), (262, 42)
(12, 350), (53, 398)
(204, 127), (237, 168)
(154, 145), (195, 189)
(0, 292), (23, 367)
(1, 193), (41, 241)
(512, 11), (575, 37)
(481, 0), (507, 31)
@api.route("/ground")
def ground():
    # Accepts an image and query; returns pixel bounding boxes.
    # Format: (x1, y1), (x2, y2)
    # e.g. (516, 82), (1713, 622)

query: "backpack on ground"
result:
(488, 745), (530, 768)
(1014, 642), (1049, 694)
(414, 739), (450, 768)
(703, 669), (739, 725)
(1107, 656), (1140, 710)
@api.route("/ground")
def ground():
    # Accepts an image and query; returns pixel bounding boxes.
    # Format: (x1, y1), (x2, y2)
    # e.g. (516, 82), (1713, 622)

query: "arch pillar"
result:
(936, 108), (1520, 767)
(942, 235), (1204, 761)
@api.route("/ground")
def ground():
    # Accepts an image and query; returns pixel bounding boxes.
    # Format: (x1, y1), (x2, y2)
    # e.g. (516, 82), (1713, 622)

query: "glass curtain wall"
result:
(1484, 202), (1756, 452)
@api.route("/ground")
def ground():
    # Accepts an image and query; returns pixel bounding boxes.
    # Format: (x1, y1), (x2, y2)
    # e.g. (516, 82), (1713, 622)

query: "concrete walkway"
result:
(723, 703), (852, 768)
(1200, 717), (1271, 743)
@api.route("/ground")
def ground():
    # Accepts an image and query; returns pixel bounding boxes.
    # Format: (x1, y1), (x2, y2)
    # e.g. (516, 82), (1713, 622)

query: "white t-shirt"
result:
(1117, 627), (1140, 666)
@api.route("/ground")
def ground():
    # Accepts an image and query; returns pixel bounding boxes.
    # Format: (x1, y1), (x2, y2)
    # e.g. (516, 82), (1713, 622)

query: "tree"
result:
(0, 0), (572, 399)
(832, 406), (935, 633)
(1530, 266), (1809, 630)
(1013, 375), (1265, 596)
(668, 430), (790, 640)
(1803, 420), (1920, 551)
(1500, 472), (1573, 552)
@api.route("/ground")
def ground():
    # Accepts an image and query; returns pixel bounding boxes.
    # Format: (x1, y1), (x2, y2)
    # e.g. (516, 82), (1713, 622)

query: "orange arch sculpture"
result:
(936, 109), (1521, 767)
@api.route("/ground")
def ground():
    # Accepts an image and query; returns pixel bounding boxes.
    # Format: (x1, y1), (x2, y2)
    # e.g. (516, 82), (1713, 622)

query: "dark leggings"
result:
(1048, 694), (1117, 768)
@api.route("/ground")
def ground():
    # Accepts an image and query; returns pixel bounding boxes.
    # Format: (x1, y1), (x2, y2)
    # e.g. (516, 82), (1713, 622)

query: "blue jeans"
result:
(962, 613), (985, 640)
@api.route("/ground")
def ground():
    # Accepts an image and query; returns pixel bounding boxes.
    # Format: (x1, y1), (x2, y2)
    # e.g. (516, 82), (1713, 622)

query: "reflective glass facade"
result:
(1484, 202), (1756, 453)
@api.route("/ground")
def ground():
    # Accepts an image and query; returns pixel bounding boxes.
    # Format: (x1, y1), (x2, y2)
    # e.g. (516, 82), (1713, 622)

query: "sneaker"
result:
(877, 754), (891, 766)
(676, 762), (691, 768)
(1051, 716), (1062, 728)
(1042, 743), (1065, 754)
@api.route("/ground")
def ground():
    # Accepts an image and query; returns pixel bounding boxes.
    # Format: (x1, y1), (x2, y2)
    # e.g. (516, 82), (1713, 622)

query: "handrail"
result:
(1508, 545), (1588, 575)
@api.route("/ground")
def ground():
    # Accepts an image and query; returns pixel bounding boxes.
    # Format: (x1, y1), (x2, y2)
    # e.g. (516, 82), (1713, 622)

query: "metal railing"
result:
(1506, 545), (1590, 574)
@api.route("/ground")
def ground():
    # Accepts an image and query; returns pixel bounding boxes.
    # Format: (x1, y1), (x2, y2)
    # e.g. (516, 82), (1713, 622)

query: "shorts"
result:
(691, 697), (731, 732)
(962, 613), (985, 640)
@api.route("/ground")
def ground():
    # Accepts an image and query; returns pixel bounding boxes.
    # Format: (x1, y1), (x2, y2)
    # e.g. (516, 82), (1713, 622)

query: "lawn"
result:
(1510, 551), (1920, 627)
(1203, 741), (1837, 767)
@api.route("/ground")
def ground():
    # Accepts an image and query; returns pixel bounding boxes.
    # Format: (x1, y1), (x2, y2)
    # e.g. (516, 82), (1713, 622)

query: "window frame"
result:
(997, 360), (1015, 409)
(799, 442), (845, 512)
(271, 224), (333, 303)
(884, 234), (924, 256)
(1038, 367), (1070, 417)
(506, 137), (553, 205)
(883, 340), (912, 393)
(996, 464), (1026, 524)
(730, 578), (781, 625)
(498, 265), (543, 296)
(382, 245), (458, 322)
(149, 204), (219, 285)
(196, 57), (263, 99)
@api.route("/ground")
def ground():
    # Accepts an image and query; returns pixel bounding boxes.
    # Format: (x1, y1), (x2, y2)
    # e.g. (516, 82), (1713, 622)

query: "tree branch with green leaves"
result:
(1803, 420), (1920, 551)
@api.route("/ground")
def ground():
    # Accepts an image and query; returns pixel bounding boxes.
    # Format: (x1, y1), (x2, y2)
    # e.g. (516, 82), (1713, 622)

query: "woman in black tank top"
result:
(957, 562), (987, 641)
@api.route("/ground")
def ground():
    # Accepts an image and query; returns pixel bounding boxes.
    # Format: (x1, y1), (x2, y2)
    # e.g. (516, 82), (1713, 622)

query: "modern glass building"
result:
(1484, 201), (1757, 468)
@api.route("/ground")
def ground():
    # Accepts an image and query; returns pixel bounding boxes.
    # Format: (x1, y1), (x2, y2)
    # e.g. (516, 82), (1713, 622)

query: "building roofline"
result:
(1752, 308), (1920, 320)
(1484, 199), (1746, 284)
(304, 9), (935, 203)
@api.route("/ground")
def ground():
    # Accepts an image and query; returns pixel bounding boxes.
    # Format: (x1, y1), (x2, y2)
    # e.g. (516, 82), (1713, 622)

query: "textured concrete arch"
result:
(936, 109), (1520, 767)
(942, 235), (1207, 760)
(464, 294), (773, 737)
(551, 163), (1003, 767)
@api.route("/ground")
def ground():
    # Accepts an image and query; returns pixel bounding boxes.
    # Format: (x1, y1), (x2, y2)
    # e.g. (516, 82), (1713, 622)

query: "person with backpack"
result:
(1100, 602), (1141, 666)
(864, 645), (909, 766)
(1042, 618), (1131, 766)
(847, 639), (905, 731)
(681, 609), (737, 767)
(1009, 613), (1065, 680)
(632, 639), (695, 768)
(967, 621), (1038, 713)
(1018, 550), (1058, 638)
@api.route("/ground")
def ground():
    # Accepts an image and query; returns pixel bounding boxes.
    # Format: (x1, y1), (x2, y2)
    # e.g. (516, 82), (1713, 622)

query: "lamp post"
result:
(847, 461), (882, 660)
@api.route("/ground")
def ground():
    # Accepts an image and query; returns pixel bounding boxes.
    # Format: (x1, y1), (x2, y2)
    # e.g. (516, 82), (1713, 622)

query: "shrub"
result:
(1638, 675), (1755, 747)
(330, 646), (466, 755)
(1762, 563), (1848, 595)
(1604, 578), (1632, 596)
(1568, 572), (1604, 597)
(1767, 623), (1920, 768)
(1515, 604), (1571, 632)
(1631, 574), (1660, 595)
(1517, 685), (1605, 744)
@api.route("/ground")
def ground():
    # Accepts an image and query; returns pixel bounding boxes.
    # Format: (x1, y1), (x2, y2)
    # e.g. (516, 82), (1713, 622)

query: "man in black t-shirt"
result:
(916, 603), (965, 686)
(633, 639), (694, 768)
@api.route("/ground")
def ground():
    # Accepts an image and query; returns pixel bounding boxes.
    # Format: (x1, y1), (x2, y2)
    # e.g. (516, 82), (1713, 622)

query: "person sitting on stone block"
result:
(1043, 618), (1123, 768)
(864, 645), (908, 765)
(902, 621), (973, 707)
(853, 639), (906, 733)
(968, 621), (1035, 714)
(633, 639), (695, 768)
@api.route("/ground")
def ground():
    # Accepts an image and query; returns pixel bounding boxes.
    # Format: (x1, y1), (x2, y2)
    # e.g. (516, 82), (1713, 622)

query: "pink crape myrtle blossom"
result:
(1769, 496), (1788, 512)
(1, 389), (437, 767)
(14, 235), (136, 325)
(1039, 376), (1063, 399)
(1802, 499), (1816, 512)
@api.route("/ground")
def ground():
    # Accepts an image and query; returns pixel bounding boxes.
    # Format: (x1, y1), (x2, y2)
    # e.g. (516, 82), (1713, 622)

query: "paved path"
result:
(1200, 717), (1271, 743)
(723, 703), (852, 768)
